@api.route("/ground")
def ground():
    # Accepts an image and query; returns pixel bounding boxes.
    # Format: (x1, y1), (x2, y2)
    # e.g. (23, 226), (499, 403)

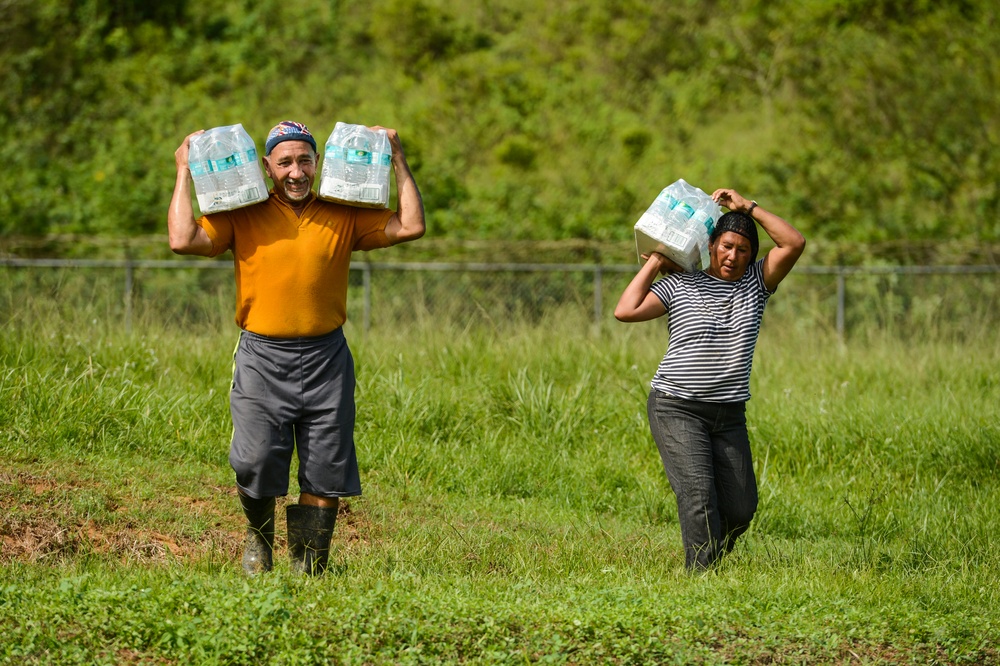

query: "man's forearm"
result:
(167, 170), (213, 255)
(392, 158), (426, 241)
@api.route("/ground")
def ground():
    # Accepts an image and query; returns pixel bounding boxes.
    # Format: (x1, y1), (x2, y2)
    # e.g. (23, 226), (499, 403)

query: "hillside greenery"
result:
(2, 0), (998, 251)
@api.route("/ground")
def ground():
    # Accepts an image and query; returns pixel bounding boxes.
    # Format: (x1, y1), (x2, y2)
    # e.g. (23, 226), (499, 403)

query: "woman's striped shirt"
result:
(649, 259), (773, 403)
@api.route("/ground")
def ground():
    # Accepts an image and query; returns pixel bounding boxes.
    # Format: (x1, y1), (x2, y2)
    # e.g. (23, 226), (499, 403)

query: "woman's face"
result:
(707, 231), (753, 281)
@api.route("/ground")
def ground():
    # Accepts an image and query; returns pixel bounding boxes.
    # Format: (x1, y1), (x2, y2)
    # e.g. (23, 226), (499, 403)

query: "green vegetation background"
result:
(3, 0), (998, 262)
(2, 2), (1000, 660)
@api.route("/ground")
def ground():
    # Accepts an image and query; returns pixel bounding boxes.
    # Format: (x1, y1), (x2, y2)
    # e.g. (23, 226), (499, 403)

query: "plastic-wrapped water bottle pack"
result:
(633, 179), (722, 272)
(318, 123), (392, 208)
(188, 124), (269, 214)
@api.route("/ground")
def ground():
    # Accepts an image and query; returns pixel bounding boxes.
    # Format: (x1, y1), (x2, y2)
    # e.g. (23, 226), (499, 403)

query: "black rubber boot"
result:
(286, 504), (338, 576)
(238, 494), (275, 575)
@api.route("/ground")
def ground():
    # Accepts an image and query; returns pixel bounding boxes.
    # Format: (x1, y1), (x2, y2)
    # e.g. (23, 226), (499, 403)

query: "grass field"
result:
(1, 280), (998, 664)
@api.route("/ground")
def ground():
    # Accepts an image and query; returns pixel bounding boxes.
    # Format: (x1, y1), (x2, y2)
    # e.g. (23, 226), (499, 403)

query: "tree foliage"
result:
(1, 0), (997, 244)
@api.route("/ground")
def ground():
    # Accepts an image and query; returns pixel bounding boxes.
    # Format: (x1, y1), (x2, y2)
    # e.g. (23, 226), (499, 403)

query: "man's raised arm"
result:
(168, 130), (215, 256)
(375, 127), (426, 245)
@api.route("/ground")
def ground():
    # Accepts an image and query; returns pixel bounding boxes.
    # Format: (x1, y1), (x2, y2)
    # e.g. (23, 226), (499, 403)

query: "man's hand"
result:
(370, 126), (405, 165)
(175, 130), (206, 173)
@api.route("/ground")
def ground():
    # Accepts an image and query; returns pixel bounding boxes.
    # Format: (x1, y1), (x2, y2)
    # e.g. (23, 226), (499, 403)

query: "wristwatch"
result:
(747, 200), (758, 216)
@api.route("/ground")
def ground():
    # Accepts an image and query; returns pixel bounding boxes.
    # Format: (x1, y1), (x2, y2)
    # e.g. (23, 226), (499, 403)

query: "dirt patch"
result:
(0, 469), (241, 564)
(0, 469), (377, 564)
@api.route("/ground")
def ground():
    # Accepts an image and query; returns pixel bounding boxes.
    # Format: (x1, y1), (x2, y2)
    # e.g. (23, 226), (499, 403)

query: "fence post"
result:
(593, 266), (603, 327)
(836, 269), (846, 341)
(362, 262), (372, 333)
(124, 256), (134, 335)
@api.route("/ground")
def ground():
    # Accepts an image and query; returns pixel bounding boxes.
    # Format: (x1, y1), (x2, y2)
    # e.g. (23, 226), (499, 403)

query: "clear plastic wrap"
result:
(633, 179), (722, 272)
(188, 124), (268, 214)
(318, 123), (392, 208)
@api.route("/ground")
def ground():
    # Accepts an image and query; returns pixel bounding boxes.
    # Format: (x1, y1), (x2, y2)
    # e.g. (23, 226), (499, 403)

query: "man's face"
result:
(263, 140), (316, 204)
(707, 231), (753, 281)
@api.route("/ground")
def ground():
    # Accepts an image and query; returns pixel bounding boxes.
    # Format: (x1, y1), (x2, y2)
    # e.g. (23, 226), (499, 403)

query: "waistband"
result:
(652, 389), (746, 410)
(240, 327), (344, 348)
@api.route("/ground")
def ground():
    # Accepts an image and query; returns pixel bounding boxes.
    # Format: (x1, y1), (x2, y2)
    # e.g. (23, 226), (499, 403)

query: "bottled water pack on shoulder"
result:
(318, 123), (392, 209)
(188, 124), (269, 214)
(634, 179), (722, 272)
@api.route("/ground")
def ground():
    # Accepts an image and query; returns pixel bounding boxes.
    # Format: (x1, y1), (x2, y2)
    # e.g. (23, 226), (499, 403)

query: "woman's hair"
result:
(710, 211), (759, 261)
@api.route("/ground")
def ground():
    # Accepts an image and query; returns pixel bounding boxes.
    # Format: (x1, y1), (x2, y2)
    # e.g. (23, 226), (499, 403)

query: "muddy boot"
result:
(286, 504), (338, 576)
(239, 494), (275, 575)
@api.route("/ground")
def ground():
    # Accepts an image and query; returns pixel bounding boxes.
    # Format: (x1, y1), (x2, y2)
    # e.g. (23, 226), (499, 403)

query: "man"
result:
(168, 120), (425, 575)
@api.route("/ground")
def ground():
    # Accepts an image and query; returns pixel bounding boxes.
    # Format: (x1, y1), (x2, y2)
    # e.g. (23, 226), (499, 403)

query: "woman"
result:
(615, 188), (805, 570)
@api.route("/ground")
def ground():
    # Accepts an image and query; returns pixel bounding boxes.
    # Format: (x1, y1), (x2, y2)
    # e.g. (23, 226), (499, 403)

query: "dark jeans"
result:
(647, 390), (758, 570)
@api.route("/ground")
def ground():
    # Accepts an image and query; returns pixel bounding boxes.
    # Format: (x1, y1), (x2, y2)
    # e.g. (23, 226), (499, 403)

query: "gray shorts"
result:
(228, 328), (360, 499)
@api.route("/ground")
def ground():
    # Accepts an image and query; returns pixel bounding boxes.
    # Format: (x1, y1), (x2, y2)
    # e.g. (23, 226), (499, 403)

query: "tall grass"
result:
(1, 274), (998, 664)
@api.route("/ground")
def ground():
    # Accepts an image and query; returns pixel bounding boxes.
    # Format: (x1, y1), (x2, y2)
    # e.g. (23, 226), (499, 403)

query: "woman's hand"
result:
(712, 188), (753, 214)
(714, 192), (807, 291)
(642, 252), (685, 276)
(615, 252), (674, 322)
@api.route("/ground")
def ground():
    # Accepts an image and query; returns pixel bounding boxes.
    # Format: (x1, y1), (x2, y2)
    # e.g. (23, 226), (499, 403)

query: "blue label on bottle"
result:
(673, 202), (695, 219)
(658, 193), (679, 208)
(346, 148), (371, 164)
(212, 155), (238, 172)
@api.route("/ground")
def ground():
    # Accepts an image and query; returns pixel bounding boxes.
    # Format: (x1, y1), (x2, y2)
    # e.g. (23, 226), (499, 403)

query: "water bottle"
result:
(654, 189), (678, 222)
(207, 133), (240, 193)
(366, 130), (392, 205)
(188, 154), (216, 200)
(344, 126), (372, 192)
(690, 209), (714, 239)
(319, 135), (344, 199)
(319, 122), (365, 201)
(637, 188), (673, 238)
(662, 181), (691, 226)
(690, 209), (715, 268)
(233, 129), (266, 203)
(669, 197), (697, 230)
(189, 132), (226, 212)
(232, 130), (252, 185)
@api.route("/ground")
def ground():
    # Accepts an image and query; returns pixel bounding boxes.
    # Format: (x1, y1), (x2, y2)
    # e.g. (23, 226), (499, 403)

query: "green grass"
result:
(1, 291), (998, 664)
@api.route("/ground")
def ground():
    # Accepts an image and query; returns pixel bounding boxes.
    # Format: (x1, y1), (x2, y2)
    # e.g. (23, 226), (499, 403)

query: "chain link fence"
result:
(2, 258), (998, 340)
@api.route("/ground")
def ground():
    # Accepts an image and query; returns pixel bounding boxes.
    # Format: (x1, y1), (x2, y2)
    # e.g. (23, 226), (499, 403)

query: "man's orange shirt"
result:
(198, 192), (394, 337)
